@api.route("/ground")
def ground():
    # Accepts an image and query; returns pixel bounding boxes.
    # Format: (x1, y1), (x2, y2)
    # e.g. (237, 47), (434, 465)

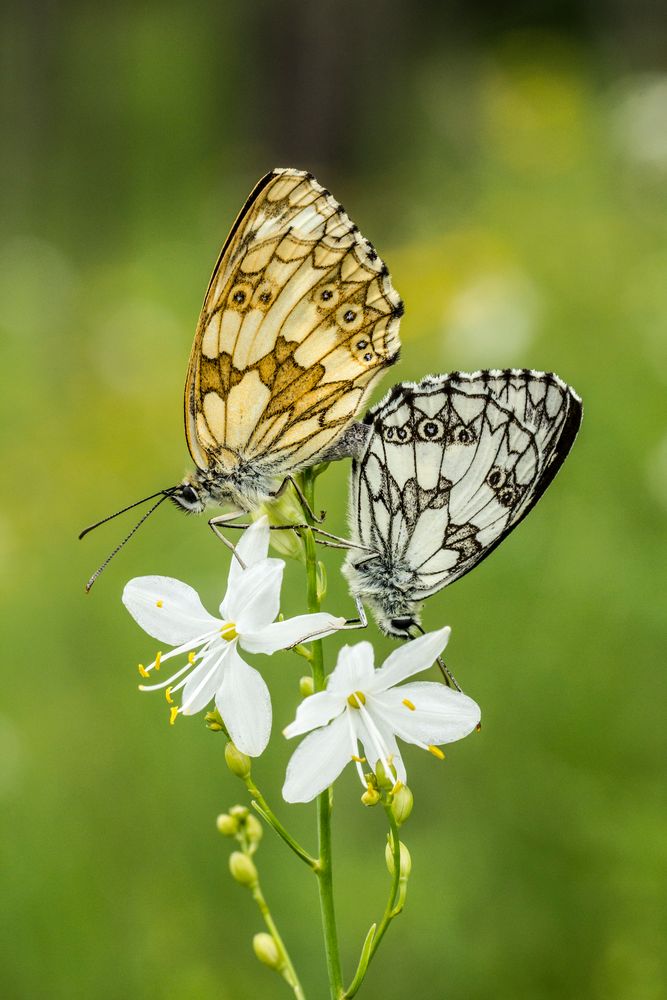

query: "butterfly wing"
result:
(351, 370), (582, 599)
(185, 169), (402, 476)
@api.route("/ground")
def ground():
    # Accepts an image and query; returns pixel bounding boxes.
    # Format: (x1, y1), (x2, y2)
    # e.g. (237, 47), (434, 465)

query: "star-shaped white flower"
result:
(282, 628), (481, 802)
(122, 517), (345, 757)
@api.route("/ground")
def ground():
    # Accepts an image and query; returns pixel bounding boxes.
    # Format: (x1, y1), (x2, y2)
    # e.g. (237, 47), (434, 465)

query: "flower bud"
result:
(255, 500), (305, 563)
(299, 675), (314, 697)
(229, 851), (258, 886)
(374, 760), (394, 790)
(216, 813), (238, 836)
(229, 804), (249, 820)
(225, 742), (251, 779)
(385, 839), (412, 879)
(391, 785), (413, 826)
(252, 932), (282, 970)
(245, 813), (263, 845)
(205, 709), (226, 733)
(316, 561), (327, 602)
(361, 786), (381, 807)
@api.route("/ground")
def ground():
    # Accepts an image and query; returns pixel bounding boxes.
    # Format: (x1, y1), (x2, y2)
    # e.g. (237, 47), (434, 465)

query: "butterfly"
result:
(81, 168), (403, 587)
(341, 369), (583, 637)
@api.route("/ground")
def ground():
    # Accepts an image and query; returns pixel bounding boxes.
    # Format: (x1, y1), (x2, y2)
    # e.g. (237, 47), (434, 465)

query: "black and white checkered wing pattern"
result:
(351, 370), (582, 598)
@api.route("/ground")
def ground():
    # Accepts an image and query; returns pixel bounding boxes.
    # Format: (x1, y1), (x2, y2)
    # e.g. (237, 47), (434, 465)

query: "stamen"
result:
(220, 623), (238, 641)
(345, 709), (366, 787)
(169, 706), (179, 725)
(154, 651), (162, 671)
(156, 600), (164, 608)
(357, 702), (397, 784)
(165, 687), (173, 704)
(347, 690), (366, 709)
(138, 663), (149, 678)
(351, 754), (366, 764)
(402, 698), (416, 711)
(428, 745), (445, 760)
(188, 651), (196, 664)
(179, 655), (222, 714)
(476, 722), (482, 732)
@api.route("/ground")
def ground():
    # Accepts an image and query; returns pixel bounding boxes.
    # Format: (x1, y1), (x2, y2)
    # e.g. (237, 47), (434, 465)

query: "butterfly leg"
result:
(272, 475), (326, 524)
(208, 511), (249, 569)
(338, 596), (368, 630)
(409, 622), (462, 690)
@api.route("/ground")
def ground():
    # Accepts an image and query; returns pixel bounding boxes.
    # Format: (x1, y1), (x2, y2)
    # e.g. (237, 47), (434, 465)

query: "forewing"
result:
(185, 169), (402, 473)
(353, 369), (582, 597)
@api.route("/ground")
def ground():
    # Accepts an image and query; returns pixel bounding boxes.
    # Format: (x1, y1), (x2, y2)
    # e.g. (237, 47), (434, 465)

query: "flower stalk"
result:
(223, 808), (305, 999)
(300, 468), (344, 1000)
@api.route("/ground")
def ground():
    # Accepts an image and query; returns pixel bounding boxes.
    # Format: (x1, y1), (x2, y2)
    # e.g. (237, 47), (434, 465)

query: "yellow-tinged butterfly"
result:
(81, 168), (403, 588)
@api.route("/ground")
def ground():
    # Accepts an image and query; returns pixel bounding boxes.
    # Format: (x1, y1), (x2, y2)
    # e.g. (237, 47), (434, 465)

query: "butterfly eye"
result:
(228, 282), (253, 309)
(316, 283), (339, 309)
(486, 467), (507, 490)
(417, 417), (445, 442)
(389, 617), (414, 635)
(336, 304), (364, 332)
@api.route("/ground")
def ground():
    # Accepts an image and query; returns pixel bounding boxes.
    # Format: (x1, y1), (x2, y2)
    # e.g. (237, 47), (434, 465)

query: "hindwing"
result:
(185, 169), (402, 475)
(351, 369), (582, 598)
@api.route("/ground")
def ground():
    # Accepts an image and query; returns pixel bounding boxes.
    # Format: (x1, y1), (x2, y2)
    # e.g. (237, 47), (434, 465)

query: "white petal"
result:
(282, 713), (353, 803)
(356, 712), (407, 784)
(180, 645), (229, 715)
(215, 646), (272, 757)
(371, 627), (451, 691)
(123, 576), (220, 646)
(283, 691), (345, 738)
(225, 517), (271, 594)
(326, 642), (376, 694)
(222, 558), (284, 630)
(373, 682), (480, 746)
(241, 612), (346, 655)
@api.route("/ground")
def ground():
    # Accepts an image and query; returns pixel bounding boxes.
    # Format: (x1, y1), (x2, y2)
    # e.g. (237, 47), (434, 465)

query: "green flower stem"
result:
(343, 806), (404, 998)
(243, 776), (317, 869)
(246, 855), (307, 999)
(369, 805), (404, 956)
(300, 469), (344, 1000)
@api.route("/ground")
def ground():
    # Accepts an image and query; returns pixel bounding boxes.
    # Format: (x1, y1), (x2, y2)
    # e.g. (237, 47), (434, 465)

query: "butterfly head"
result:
(171, 474), (210, 514)
(385, 615), (421, 639)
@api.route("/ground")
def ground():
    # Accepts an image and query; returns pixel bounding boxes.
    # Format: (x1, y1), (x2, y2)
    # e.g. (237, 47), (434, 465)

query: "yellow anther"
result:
(428, 745), (445, 760)
(156, 600), (164, 608)
(165, 687), (173, 704)
(138, 663), (149, 678)
(476, 722), (482, 732)
(351, 754), (367, 764)
(402, 698), (416, 711)
(392, 780), (403, 794)
(169, 706), (179, 726)
(347, 690), (366, 709)
(188, 651), (196, 664)
(220, 623), (238, 640)
(154, 651), (162, 671)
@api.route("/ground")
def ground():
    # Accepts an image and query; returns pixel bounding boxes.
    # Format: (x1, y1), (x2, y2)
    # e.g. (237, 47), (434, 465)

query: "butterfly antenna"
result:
(409, 622), (462, 692)
(83, 495), (169, 592)
(78, 488), (177, 540)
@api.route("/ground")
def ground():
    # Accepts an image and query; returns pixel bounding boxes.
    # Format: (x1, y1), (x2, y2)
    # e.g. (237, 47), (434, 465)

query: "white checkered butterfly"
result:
(343, 369), (582, 638)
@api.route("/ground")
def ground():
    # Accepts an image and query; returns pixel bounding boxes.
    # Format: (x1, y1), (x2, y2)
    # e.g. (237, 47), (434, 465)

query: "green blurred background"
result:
(1, 1), (666, 997)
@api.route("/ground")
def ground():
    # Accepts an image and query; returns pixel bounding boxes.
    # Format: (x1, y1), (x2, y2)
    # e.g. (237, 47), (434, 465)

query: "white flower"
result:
(282, 628), (481, 803)
(122, 517), (345, 757)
